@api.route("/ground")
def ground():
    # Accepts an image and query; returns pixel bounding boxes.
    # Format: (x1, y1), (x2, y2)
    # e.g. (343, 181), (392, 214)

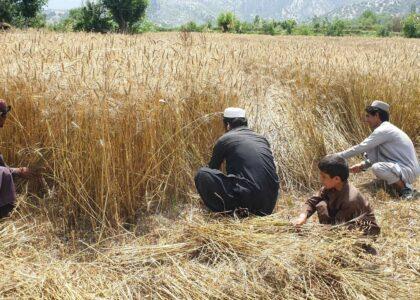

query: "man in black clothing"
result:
(195, 107), (279, 216)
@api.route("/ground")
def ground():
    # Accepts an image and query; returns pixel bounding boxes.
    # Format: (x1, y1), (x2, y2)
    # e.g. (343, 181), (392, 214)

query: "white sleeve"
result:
(337, 128), (389, 159)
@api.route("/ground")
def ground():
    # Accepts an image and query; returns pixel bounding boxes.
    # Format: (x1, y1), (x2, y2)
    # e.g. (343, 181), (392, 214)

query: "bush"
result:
(133, 19), (157, 33)
(376, 25), (391, 37)
(376, 24), (390, 37)
(217, 12), (237, 33)
(75, 1), (115, 33)
(326, 19), (345, 36)
(204, 20), (213, 31)
(180, 21), (202, 32)
(262, 20), (277, 35)
(234, 20), (253, 34)
(358, 10), (377, 30)
(311, 17), (329, 34)
(402, 14), (420, 38)
(56, 2), (116, 33)
(280, 19), (296, 35)
(252, 15), (263, 31)
(29, 13), (47, 28)
(294, 24), (313, 36)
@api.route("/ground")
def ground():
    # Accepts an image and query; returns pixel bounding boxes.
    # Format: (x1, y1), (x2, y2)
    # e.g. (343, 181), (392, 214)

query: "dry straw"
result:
(0, 204), (418, 299)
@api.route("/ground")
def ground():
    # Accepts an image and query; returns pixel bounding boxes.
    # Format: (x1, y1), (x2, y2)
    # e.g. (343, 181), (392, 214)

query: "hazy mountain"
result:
(328, 0), (419, 19)
(45, 0), (418, 26)
(147, 0), (362, 25)
(44, 9), (69, 24)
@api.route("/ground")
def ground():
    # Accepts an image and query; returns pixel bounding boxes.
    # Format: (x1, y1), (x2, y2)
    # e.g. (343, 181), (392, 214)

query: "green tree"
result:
(235, 20), (252, 33)
(14, 0), (47, 27)
(252, 15), (263, 31)
(217, 12), (237, 32)
(311, 16), (329, 34)
(376, 24), (390, 37)
(402, 13), (420, 38)
(262, 20), (277, 35)
(295, 24), (313, 36)
(205, 19), (213, 31)
(253, 15), (261, 25)
(280, 19), (296, 35)
(326, 19), (345, 36)
(358, 10), (378, 30)
(234, 20), (243, 33)
(103, 0), (148, 33)
(27, 10), (45, 27)
(180, 21), (202, 32)
(0, 0), (15, 23)
(312, 17), (321, 33)
(74, 1), (115, 33)
(133, 18), (156, 33)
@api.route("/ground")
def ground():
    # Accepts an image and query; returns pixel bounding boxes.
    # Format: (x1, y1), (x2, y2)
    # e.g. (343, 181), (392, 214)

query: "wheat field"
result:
(0, 30), (419, 299)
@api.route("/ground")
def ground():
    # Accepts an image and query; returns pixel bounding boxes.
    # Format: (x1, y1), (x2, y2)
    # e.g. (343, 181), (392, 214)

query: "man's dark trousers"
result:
(195, 167), (277, 216)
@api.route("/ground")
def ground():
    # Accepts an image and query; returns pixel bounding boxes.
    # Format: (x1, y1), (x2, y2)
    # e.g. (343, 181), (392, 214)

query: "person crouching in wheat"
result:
(195, 107), (280, 217)
(336, 100), (419, 200)
(0, 99), (33, 218)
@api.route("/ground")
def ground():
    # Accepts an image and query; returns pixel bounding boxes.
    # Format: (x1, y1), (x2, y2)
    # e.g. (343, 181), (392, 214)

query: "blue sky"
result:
(47, 0), (82, 10)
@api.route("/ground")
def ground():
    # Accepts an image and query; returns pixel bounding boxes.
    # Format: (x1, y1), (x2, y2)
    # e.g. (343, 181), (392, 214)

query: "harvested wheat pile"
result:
(1, 188), (419, 299)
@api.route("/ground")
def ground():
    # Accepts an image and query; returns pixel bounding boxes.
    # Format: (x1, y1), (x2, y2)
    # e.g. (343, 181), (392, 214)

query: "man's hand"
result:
(293, 213), (307, 227)
(12, 167), (34, 179)
(19, 167), (33, 178)
(349, 163), (364, 174)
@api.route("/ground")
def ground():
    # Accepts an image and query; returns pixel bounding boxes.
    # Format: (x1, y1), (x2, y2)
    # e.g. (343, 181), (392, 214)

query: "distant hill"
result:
(327, 0), (420, 20)
(44, 9), (69, 24)
(45, 1), (419, 26)
(146, 0), (360, 26)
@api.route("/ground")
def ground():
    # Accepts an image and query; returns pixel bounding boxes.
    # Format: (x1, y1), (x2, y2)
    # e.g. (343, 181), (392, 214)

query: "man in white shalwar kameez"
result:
(337, 100), (419, 200)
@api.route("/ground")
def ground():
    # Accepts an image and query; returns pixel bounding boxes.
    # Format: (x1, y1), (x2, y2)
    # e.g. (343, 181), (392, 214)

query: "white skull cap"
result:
(371, 100), (390, 112)
(223, 107), (246, 118)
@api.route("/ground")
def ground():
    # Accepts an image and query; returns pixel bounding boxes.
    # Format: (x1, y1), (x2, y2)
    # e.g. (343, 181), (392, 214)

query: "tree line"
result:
(1, 0), (419, 38)
(185, 9), (419, 38)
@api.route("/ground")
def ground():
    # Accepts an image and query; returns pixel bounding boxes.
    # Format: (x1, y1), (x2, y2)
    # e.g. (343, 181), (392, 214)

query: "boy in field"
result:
(294, 155), (380, 236)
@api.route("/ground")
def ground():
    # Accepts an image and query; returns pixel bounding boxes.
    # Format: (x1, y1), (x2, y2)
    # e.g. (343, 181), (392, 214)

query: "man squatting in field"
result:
(0, 99), (32, 218)
(336, 100), (419, 200)
(195, 107), (279, 216)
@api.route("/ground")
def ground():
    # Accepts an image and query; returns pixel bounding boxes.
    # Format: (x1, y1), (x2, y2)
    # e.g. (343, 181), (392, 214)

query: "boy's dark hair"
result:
(365, 106), (389, 122)
(318, 155), (349, 182)
(223, 117), (248, 129)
